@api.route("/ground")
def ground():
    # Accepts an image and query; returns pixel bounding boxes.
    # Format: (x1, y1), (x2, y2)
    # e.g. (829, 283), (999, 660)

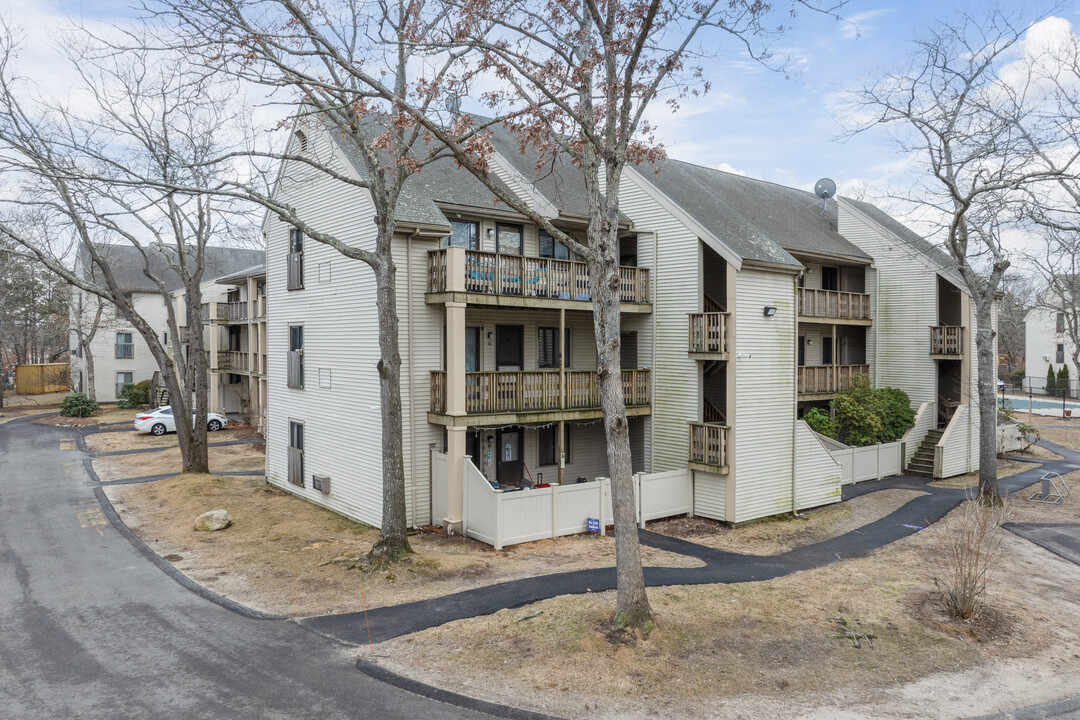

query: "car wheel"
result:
(208, 420), (222, 431)
(151, 423), (167, 436)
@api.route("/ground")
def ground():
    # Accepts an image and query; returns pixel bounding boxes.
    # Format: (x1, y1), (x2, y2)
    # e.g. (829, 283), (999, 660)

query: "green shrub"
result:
(875, 386), (916, 443)
(1058, 364), (1070, 399)
(1010, 367), (1025, 389)
(829, 374), (916, 447)
(1047, 365), (1057, 396)
(802, 407), (838, 439)
(116, 382), (148, 409)
(60, 392), (99, 418)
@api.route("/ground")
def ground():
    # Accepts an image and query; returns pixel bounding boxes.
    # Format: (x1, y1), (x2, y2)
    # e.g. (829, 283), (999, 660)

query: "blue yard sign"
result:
(586, 517), (600, 533)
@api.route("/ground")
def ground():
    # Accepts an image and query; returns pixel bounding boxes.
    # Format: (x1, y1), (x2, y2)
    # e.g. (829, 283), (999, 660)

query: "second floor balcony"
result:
(798, 364), (870, 397)
(688, 312), (729, 360)
(429, 368), (651, 425)
(930, 326), (964, 357)
(216, 350), (250, 372)
(688, 422), (729, 473)
(798, 288), (872, 325)
(427, 247), (651, 311)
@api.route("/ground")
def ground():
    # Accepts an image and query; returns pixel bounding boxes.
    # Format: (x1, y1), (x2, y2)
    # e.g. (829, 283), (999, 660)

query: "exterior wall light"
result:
(763, 306), (777, 317)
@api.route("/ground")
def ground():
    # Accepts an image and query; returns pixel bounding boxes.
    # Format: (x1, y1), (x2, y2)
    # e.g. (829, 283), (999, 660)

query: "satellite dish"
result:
(444, 96), (462, 114)
(814, 177), (837, 200)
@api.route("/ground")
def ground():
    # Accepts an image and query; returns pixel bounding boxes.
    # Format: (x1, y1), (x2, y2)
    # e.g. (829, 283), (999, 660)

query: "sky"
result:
(10, 0), (1080, 234)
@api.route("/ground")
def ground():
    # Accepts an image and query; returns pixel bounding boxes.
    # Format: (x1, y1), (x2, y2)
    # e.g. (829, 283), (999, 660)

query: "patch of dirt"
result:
(1005, 471), (1080, 525)
(85, 426), (254, 453)
(32, 406), (133, 428)
(370, 515), (1080, 720)
(649, 489), (926, 555)
(103, 473), (702, 617)
(92, 442), (265, 481)
(928, 457), (1034, 490)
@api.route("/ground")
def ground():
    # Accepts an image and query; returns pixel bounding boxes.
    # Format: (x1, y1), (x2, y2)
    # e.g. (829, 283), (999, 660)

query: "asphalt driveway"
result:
(0, 417), (500, 720)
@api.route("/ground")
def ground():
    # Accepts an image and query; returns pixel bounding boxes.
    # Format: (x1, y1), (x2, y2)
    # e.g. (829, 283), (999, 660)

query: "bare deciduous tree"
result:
(848, 9), (1075, 503)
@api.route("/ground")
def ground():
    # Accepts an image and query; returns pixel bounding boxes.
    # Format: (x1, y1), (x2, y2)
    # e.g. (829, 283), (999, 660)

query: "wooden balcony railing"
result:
(427, 248), (650, 304)
(688, 312), (729, 355)
(797, 364), (870, 395)
(930, 326), (964, 356)
(688, 422), (729, 469)
(798, 288), (871, 321)
(217, 350), (249, 371)
(429, 368), (651, 415)
(217, 301), (248, 323)
(178, 326), (191, 344)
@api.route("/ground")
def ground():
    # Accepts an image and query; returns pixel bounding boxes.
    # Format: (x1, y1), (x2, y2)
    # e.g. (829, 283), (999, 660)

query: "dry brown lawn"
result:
(104, 473), (702, 616)
(372, 510), (1080, 720)
(33, 406), (134, 428)
(85, 426), (248, 453)
(92, 443), (264, 481)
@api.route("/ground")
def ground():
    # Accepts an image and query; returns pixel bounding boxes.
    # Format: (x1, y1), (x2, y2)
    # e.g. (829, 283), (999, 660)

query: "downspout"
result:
(408, 228), (419, 526)
(874, 263), (880, 388)
(792, 271), (806, 519)
(651, 230), (658, 474)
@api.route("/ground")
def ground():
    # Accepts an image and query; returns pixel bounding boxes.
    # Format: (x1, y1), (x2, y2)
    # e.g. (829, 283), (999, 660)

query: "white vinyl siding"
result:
(265, 124), (388, 527)
(692, 469), (726, 521)
(733, 268), (798, 523)
(794, 421), (843, 510)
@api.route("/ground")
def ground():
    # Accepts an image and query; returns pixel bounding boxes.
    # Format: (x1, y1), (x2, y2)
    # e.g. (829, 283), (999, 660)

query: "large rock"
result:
(194, 509), (232, 532)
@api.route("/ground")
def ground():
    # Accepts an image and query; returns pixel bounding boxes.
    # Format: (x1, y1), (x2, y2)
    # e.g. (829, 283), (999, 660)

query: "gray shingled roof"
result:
(214, 263), (266, 285)
(640, 160), (871, 269)
(322, 117), (517, 228)
(842, 198), (965, 286)
(485, 122), (592, 218)
(81, 244), (265, 293)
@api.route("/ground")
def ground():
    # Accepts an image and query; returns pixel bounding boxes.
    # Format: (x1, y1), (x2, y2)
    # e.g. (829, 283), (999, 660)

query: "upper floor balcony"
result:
(427, 247), (651, 312)
(178, 325), (191, 344)
(797, 364), (870, 397)
(798, 288), (872, 325)
(688, 312), (729, 360)
(215, 350), (250, 373)
(930, 326), (964, 358)
(429, 368), (651, 426)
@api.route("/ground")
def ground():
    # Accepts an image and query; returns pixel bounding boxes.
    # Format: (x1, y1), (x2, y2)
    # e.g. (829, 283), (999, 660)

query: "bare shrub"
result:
(932, 494), (1011, 619)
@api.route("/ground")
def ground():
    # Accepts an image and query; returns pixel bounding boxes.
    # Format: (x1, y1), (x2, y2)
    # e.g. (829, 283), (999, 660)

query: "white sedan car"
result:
(134, 406), (229, 436)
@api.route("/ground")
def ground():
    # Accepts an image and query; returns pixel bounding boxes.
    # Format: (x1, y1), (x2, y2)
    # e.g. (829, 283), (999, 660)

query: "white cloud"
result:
(840, 9), (895, 41)
(707, 162), (746, 176)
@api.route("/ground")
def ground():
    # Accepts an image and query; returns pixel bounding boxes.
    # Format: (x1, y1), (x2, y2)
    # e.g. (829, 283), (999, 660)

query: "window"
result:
(538, 327), (570, 369)
(539, 231), (570, 260)
(288, 326), (304, 388)
(465, 327), (480, 372)
(115, 372), (133, 399)
(822, 337), (833, 365)
(444, 219), (479, 250)
(538, 425), (571, 467)
(288, 421), (304, 486)
(288, 228), (304, 290)
(820, 267), (839, 291)
(496, 223), (523, 256)
(1058, 312), (1066, 333)
(115, 332), (134, 359)
(1057, 344), (1065, 364)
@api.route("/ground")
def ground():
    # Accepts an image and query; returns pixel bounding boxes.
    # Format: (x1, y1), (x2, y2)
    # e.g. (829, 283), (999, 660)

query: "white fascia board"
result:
(623, 165), (743, 271)
(488, 151), (559, 219)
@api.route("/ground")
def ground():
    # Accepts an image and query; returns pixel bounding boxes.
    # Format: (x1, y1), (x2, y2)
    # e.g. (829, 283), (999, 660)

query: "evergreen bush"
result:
(1047, 365), (1058, 397)
(60, 392), (98, 418)
(802, 407), (837, 439)
(117, 382), (148, 409)
(1010, 367), (1025, 389)
(829, 374), (916, 447)
(1058, 364), (1071, 399)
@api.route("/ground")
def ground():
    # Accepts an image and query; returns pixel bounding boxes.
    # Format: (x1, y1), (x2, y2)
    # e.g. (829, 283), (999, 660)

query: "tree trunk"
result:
(174, 288), (210, 475)
(585, 167), (652, 630)
(973, 294), (999, 503)
(85, 345), (96, 401)
(368, 226), (413, 564)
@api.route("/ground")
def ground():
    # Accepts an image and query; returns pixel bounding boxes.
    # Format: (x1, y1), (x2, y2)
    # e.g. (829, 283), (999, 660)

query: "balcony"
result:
(688, 312), (729, 360)
(178, 325), (191, 344)
(255, 296), (267, 320)
(216, 350), (249, 372)
(797, 364), (870, 397)
(798, 288), (872, 325)
(217, 301), (249, 323)
(427, 248), (651, 311)
(429, 368), (651, 425)
(688, 422), (729, 473)
(930, 326), (964, 357)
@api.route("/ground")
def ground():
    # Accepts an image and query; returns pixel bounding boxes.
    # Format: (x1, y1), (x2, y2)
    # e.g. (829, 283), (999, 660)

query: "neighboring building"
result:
(168, 264), (269, 431)
(1025, 302), (1075, 395)
(70, 244), (264, 402)
(262, 118), (991, 539)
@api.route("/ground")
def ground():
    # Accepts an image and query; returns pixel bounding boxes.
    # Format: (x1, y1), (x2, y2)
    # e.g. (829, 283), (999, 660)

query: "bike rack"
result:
(1029, 471), (1071, 505)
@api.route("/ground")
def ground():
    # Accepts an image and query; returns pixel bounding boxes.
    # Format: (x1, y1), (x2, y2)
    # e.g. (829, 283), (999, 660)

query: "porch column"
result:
(444, 299), (467, 530)
(831, 324), (837, 393)
(724, 261), (737, 523)
(207, 315), (220, 413)
(559, 307), (566, 485)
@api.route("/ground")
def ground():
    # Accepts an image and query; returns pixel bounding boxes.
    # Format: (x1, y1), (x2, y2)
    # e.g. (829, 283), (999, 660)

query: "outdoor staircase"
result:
(906, 429), (943, 478)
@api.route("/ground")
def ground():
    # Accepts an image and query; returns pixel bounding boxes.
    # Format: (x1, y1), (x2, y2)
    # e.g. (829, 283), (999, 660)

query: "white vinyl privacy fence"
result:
(813, 433), (904, 485)
(431, 452), (692, 549)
